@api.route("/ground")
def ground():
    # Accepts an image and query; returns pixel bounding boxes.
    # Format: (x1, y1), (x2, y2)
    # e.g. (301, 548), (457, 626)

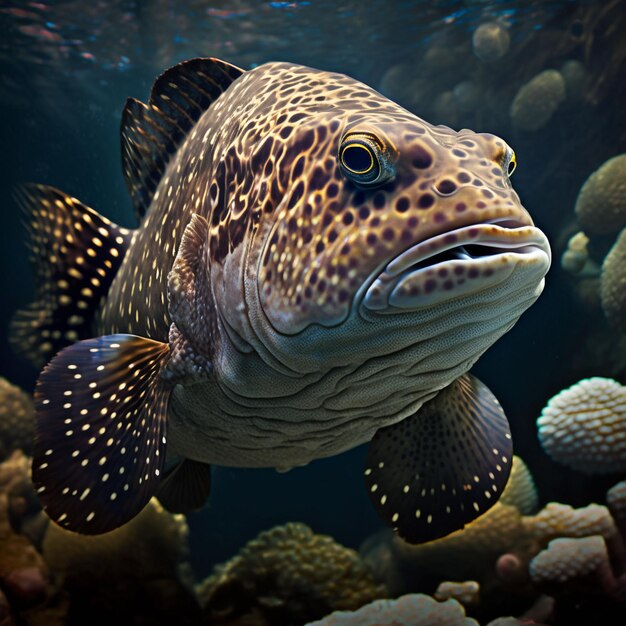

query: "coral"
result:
(304, 593), (478, 626)
(601, 227), (626, 332)
(388, 502), (526, 588)
(198, 522), (386, 626)
(524, 503), (620, 545)
(510, 70), (565, 131)
(0, 452), (54, 625)
(499, 456), (538, 515)
(434, 581), (480, 607)
(607, 481), (626, 539)
(537, 377), (626, 474)
(575, 154), (626, 236)
(363, 456), (537, 594)
(560, 231), (599, 276)
(42, 498), (199, 624)
(529, 535), (626, 619)
(452, 81), (481, 113)
(472, 22), (510, 62)
(0, 378), (35, 462)
(560, 59), (586, 102)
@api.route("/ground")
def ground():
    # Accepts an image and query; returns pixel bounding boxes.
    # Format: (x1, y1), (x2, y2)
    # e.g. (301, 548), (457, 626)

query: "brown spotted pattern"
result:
(100, 62), (531, 343)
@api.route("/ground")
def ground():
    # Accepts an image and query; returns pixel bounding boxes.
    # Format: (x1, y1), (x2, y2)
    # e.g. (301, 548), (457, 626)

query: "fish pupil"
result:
(342, 144), (374, 174)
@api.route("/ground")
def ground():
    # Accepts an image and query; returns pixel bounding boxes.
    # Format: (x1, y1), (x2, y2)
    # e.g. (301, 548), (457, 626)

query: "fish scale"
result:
(13, 57), (551, 541)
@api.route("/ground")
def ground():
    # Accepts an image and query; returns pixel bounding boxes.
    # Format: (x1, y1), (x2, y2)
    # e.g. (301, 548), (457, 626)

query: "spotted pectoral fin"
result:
(10, 184), (132, 367)
(121, 58), (244, 222)
(156, 458), (211, 514)
(364, 373), (513, 544)
(32, 334), (171, 534)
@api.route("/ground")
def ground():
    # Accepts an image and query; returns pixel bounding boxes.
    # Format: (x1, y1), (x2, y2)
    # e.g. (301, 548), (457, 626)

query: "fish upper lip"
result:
(361, 221), (551, 311)
(385, 220), (551, 278)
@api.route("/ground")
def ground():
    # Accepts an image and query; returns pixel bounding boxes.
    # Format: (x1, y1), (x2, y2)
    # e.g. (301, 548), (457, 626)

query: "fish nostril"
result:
(434, 179), (458, 196)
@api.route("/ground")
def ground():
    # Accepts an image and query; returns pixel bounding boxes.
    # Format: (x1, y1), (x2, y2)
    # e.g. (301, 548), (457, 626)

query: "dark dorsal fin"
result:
(121, 57), (244, 224)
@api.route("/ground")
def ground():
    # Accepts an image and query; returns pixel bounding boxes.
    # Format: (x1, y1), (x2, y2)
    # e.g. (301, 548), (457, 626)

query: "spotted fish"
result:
(12, 58), (551, 542)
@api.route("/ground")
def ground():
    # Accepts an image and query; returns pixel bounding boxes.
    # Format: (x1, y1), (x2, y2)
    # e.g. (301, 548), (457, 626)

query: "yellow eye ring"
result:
(340, 144), (375, 175)
(507, 152), (517, 177)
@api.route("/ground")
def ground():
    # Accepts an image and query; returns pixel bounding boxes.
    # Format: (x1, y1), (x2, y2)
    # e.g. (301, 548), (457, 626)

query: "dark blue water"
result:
(1, 0), (624, 580)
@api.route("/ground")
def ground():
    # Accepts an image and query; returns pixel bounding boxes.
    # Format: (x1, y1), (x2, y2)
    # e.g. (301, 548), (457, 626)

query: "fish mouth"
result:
(362, 221), (552, 311)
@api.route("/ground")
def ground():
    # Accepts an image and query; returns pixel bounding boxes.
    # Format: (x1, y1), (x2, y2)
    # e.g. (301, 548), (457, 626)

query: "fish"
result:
(11, 57), (551, 542)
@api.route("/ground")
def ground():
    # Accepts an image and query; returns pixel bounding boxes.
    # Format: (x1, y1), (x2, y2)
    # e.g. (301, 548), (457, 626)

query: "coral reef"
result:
(0, 378), (35, 462)
(509, 70), (565, 131)
(601, 228), (626, 333)
(198, 522), (386, 626)
(434, 581), (480, 608)
(537, 377), (626, 474)
(305, 593), (478, 626)
(575, 155), (626, 237)
(42, 498), (200, 625)
(529, 536), (626, 622)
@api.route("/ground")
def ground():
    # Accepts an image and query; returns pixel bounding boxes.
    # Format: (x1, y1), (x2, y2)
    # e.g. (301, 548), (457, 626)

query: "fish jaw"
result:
(362, 223), (551, 312)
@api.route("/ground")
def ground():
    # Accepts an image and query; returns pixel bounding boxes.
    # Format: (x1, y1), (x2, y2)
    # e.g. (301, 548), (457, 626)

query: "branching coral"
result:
(198, 522), (386, 626)
(0, 379), (35, 462)
(537, 377), (626, 474)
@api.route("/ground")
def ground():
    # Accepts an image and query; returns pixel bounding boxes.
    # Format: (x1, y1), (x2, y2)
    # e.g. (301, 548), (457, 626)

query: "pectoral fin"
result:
(32, 334), (171, 534)
(156, 458), (211, 514)
(364, 373), (513, 544)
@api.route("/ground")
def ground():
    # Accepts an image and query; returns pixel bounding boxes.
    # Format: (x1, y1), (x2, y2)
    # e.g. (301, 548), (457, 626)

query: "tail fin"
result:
(10, 184), (133, 367)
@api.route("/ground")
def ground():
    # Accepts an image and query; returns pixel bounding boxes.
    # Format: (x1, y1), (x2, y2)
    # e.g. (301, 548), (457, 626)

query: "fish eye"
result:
(507, 152), (517, 177)
(338, 131), (395, 187)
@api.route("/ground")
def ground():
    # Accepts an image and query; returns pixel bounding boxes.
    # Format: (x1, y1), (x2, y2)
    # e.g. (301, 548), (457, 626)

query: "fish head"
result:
(244, 108), (550, 374)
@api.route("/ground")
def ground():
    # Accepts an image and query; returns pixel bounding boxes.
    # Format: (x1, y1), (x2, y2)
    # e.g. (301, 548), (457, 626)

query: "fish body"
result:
(13, 58), (551, 541)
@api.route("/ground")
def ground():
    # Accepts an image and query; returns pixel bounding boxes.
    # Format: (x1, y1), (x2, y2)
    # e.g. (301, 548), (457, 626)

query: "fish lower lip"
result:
(363, 224), (551, 311)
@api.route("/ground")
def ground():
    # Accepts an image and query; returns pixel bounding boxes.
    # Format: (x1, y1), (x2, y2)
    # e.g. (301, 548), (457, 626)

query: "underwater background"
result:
(1, 0), (625, 624)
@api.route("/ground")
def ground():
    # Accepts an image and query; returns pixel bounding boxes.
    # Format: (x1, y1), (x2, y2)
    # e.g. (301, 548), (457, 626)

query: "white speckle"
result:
(80, 488), (90, 501)
(392, 513), (399, 523)
(378, 461), (385, 469)
(364, 468), (372, 476)
(45, 449), (53, 456)
(415, 509), (421, 518)
(110, 492), (117, 501)
(403, 484), (410, 494)
(58, 513), (67, 522)
(427, 514), (432, 524)
(380, 495), (387, 505)
(99, 456), (107, 466)
(86, 512), (95, 522)
(370, 484), (378, 493)
(473, 502), (480, 512)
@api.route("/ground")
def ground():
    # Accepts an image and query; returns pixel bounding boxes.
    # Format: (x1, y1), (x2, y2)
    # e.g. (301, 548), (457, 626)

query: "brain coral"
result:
(537, 377), (626, 474)
(601, 228), (626, 332)
(472, 22), (510, 62)
(305, 593), (478, 626)
(199, 522), (386, 625)
(575, 155), (626, 236)
(510, 70), (566, 131)
(0, 378), (35, 461)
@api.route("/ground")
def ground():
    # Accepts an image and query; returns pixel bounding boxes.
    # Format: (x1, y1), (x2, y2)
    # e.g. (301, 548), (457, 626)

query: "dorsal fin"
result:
(121, 57), (244, 224)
